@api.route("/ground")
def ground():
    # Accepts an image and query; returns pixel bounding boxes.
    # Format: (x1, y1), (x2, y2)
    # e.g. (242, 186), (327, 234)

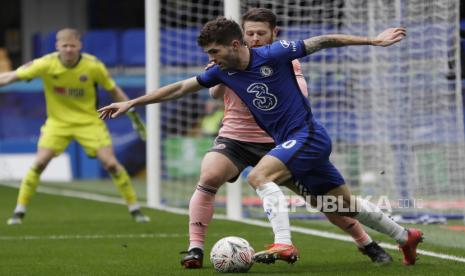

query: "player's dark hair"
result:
(242, 8), (277, 29)
(197, 17), (244, 47)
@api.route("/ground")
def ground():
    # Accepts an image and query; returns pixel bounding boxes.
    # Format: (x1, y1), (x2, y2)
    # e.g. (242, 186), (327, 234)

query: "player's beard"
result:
(248, 36), (274, 49)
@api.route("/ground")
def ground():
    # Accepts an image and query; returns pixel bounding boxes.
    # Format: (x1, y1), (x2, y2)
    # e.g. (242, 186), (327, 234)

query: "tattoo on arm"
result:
(304, 36), (328, 54)
(304, 35), (370, 54)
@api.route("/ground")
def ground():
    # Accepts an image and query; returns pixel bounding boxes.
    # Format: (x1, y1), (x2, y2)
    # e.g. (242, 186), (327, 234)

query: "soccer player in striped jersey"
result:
(0, 28), (149, 224)
(179, 8), (391, 268)
(99, 16), (423, 266)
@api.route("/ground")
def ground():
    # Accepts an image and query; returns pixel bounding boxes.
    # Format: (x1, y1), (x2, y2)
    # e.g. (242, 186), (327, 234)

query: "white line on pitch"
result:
(1, 182), (465, 263)
(239, 219), (465, 263)
(0, 233), (188, 241)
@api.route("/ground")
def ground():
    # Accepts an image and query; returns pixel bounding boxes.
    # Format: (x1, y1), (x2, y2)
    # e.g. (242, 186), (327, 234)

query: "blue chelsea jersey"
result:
(197, 39), (316, 143)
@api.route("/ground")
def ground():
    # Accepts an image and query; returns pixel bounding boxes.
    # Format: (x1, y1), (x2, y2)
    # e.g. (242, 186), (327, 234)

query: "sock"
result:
(128, 204), (141, 213)
(256, 182), (292, 245)
(14, 204), (27, 214)
(17, 167), (41, 207)
(110, 168), (138, 205)
(325, 213), (372, 248)
(188, 183), (217, 251)
(354, 198), (408, 244)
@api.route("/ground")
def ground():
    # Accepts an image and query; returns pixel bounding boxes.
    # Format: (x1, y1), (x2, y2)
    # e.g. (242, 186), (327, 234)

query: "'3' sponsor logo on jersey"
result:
(246, 83), (277, 111)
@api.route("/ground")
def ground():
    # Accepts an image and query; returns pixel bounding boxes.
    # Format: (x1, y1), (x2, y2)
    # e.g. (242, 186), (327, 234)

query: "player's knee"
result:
(246, 171), (263, 189)
(101, 160), (120, 174)
(34, 164), (46, 173)
(199, 172), (224, 189)
(33, 161), (50, 173)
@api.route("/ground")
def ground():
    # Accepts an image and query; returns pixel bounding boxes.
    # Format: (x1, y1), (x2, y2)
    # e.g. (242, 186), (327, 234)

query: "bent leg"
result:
(97, 146), (138, 208)
(189, 151), (239, 250)
(17, 147), (55, 208)
(281, 180), (371, 248)
(248, 155), (293, 245)
(10, 122), (72, 224)
(326, 185), (408, 244)
(97, 146), (150, 222)
(7, 147), (55, 224)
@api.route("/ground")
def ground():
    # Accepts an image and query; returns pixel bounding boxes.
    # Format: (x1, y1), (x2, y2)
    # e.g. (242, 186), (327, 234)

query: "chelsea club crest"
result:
(260, 66), (273, 77)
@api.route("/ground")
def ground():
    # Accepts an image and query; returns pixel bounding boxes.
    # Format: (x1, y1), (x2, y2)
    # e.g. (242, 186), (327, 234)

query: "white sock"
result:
(128, 204), (140, 212)
(256, 182), (292, 245)
(354, 198), (408, 244)
(188, 245), (204, 251)
(14, 204), (26, 214)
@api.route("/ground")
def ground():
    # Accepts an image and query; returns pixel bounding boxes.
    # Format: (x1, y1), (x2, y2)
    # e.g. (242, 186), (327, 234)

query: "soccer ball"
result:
(210, 236), (255, 273)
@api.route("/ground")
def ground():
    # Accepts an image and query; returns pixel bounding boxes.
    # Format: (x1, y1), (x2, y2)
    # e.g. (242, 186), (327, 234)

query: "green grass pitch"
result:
(1, 183), (465, 275)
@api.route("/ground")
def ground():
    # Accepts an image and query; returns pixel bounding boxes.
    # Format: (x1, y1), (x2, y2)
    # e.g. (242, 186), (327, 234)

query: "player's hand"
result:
(204, 61), (216, 70)
(127, 110), (147, 141)
(372, 27), (406, 47)
(98, 101), (132, 119)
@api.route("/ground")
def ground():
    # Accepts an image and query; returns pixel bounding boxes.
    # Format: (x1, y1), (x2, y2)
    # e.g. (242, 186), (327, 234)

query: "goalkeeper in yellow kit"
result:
(0, 28), (150, 224)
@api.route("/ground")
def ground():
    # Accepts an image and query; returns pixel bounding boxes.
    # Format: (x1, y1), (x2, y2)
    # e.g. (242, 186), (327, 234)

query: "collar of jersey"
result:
(59, 54), (82, 69)
(244, 48), (254, 71)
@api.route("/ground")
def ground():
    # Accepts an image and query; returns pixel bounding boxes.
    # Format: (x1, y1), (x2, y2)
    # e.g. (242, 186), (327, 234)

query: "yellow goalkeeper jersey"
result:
(16, 53), (116, 126)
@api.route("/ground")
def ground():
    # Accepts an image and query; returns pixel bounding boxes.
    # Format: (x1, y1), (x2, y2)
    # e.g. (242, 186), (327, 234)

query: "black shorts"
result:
(209, 136), (276, 182)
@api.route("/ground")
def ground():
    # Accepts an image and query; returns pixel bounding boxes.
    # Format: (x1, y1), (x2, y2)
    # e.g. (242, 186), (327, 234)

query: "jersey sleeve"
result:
(196, 66), (222, 88)
(94, 61), (116, 91)
(15, 57), (49, 80)
(268, 40), (307, 62)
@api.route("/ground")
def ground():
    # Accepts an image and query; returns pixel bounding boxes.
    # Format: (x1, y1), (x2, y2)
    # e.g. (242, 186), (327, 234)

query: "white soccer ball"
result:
(210, 236), (255, 273)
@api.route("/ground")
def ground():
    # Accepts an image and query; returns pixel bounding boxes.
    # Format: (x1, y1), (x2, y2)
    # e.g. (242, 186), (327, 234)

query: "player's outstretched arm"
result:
(98, 76), (203, 119)
(303, 27), (406, 55)
(0, 71), (19, 87)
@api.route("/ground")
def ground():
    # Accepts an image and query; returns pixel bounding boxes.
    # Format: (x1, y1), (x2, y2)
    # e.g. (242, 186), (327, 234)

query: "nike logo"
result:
(228, 72), (237, 76)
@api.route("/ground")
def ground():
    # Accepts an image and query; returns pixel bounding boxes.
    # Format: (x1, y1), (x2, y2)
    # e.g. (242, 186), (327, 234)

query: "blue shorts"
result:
(267, 124), (345, 196)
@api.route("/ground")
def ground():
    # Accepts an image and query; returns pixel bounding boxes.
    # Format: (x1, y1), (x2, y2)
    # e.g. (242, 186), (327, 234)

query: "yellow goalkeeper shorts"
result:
(38, 119), (112, 157)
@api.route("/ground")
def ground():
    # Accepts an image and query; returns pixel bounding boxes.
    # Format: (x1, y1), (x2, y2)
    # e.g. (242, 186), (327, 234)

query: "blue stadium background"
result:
(1, 0), (465, 180)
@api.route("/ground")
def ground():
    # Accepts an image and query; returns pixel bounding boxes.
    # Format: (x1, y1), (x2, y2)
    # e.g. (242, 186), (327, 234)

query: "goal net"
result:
(155, 0), (465, 219)
(156, 0), (226, 210)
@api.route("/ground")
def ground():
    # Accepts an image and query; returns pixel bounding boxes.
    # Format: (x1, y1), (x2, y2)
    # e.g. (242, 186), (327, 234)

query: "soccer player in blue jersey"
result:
(99, 17), (423, 266)
(180, 8), (391, 269)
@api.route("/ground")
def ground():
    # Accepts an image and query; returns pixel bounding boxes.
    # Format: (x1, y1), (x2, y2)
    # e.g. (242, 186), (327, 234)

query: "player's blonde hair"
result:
(56, 28), (81, 41)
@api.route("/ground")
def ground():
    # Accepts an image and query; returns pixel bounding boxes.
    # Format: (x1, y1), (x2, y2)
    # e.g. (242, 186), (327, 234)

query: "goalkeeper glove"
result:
(127, 108), (147, 141)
